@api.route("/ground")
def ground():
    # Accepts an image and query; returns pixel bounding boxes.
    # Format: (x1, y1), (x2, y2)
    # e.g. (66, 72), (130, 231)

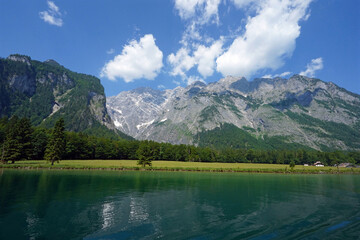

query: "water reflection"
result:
(101, 202), (114, 229)
(26, 213), (42, 240)
(129, 197), (149, 223)
(0, 170), (359, 239)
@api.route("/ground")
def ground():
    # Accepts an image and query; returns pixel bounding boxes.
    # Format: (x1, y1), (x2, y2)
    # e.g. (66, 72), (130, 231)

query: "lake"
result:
(0, 169), (359, 239)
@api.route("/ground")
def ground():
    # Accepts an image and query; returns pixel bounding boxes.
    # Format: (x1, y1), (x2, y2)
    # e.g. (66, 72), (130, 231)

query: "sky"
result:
(0, 0), (359, 96)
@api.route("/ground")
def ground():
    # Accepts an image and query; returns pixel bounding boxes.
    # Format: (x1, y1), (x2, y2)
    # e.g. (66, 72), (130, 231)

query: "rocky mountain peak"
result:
(190, 81), (207, 87)
(132, 87), (164, 96)
(44, 59), (62, 68)
(220, 76), (245, 84)
(107, 75), (360, 150)
(7, 54), (31, 66)
(1, 55), (122, 139)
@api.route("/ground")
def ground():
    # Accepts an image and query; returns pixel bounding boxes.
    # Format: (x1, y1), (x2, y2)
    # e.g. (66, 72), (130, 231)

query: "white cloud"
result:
(175, 0), (202, 19)
(180, 22), (202, 46)
(167, 48), (196, 78)
(194, 39), (223, 77)
(231, 0), (258, 8)
(203, 0), (222, 24)
(262, 74), (273, 78)
(39, 1), (63, 27)
(262, 71), (292, 78)
(187, 75), (206, 85)
(157, 84), (166, 90)
(279, 71), (292, 77)
(300, 57), (323, 77)
(106, 48), (115, 54)
(216, 0), (312, 77)
(168, 40), (223, 79)
(175, 0), (222, 47)
(173, 80), (181, 86)
(48, 1), (59, 12)
(175, 0), (221, 24)
(101, 34), (163, 82)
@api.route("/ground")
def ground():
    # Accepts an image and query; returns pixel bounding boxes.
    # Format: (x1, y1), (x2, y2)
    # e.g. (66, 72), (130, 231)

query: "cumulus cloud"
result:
(168, 40), (223, 80)
(175, 0), (221, 24)
(175, 0), (222, 47)
(217, 0), (312, 77)
(101, 34), (163, 82)
(181, 22), (202, 46)
(169, 0), (225, 83)
(194, 40), (223, 78)
(300, 57), (323, 77)
(187, 75), (206, 85)
(39, 1), (63, 27)
(168, 48), (196, 78)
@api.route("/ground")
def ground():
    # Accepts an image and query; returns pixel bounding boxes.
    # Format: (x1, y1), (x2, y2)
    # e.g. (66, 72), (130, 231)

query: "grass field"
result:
(1, 160), (360, 174)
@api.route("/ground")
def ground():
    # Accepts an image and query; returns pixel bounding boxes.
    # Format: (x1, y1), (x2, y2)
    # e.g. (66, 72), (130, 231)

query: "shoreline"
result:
(1, 164), (359, 175)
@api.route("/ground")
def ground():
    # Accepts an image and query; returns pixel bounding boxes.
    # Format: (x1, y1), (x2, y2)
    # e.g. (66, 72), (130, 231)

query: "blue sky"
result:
(0, 0), (359, 96)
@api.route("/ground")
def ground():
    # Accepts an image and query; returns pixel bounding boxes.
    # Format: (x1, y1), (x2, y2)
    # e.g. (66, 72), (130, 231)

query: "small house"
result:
(338, 163), (351, 168)
(314, 161), (324, 167)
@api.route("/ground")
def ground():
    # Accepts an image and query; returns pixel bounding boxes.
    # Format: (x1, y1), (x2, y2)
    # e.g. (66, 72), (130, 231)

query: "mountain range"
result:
(1, 54), (359, 151)
(107, 75), (360, 151)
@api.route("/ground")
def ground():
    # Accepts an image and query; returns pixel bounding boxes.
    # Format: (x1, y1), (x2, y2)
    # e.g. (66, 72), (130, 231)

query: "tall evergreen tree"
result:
(17, 117), (33, 160)
(2, 116), (21, 163)
(136, 141), (153, 167)
(31, 128), (48, 160)
(44, 118), (65, 165)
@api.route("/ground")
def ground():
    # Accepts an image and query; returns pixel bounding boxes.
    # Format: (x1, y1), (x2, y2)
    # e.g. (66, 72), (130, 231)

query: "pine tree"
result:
(31, 128), (48, 160)
(44, 118), (65, 165)
(289, 160), (295, 170)
(136, 141), (153, 167)
(17, 117), (33, 160)
(3, 116), (21, 163)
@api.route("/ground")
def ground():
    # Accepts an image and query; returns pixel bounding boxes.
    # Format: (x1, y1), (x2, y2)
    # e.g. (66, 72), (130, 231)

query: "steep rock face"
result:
(107, 87), (166, 137)
(107, 75), (360, 150)
(0, 54), (118, 137)
(4, 55), (36, 96)
(89, 91), (115, 130)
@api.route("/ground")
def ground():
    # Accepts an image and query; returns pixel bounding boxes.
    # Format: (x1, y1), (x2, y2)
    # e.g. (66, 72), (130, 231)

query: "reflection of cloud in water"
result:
(26, 213), (42, 240)
(5, 171), (356, 239)
(129, 196), (149, 223)
(85, 195), (157, 239)
(101, 202), (114, 229)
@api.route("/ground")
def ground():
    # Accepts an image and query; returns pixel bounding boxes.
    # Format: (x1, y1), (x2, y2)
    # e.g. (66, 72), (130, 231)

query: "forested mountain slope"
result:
(0, 54), (131, 139)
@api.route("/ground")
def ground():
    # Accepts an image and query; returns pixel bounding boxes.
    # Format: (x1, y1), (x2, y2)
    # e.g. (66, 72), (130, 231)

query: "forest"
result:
(0, 116), (359, 166)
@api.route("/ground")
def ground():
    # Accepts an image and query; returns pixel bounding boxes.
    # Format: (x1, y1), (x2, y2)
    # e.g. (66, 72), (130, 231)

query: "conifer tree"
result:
(136, 141), (153, 167)
(31, 128), (48, 160)
(289, 160), (295, 170)
(17, 117), (33, 160)
(45, 118), (65, 165)
(3, 116), (21, 163)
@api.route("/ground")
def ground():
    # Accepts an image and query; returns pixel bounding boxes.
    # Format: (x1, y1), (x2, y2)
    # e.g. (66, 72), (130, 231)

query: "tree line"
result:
(0, 116), (359, 166)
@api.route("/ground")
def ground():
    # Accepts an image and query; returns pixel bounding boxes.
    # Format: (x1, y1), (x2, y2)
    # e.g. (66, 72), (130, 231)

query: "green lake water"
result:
(0, 169), (359, 240)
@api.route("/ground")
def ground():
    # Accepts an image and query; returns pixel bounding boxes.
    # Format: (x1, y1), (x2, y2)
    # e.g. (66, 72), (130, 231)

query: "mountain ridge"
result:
(107, 75), (360, 150)
(0, 54), (132, 140)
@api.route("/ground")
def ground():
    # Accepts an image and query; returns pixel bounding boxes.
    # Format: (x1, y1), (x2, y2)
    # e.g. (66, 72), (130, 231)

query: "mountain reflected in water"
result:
(0, 170), (359, 239)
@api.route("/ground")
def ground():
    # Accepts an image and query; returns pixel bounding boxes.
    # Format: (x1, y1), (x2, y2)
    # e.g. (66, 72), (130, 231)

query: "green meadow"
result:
(1, 160), (359, 174)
